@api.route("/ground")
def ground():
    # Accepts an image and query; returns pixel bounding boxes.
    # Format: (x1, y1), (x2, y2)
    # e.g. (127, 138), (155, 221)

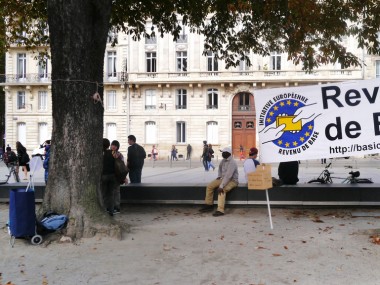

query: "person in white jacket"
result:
(243, 147), (260, 182)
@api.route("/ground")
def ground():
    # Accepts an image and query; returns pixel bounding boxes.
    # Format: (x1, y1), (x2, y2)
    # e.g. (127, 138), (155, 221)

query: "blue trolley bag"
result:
(9, 188), (36, 238)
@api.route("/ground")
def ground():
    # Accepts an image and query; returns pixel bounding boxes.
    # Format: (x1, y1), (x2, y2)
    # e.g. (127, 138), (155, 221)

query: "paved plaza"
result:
(1, 156), (380, 284)
(1, 155), (379, 185)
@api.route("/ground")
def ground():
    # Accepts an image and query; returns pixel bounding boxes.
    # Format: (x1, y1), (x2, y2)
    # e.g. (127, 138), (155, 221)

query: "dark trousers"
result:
(129, 168), (142, 183)
(101, 174), (118, 210)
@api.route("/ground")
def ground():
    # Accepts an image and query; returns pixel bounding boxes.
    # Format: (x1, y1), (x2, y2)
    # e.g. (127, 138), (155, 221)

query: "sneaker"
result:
(106, 208), (114, 216)
(199, 205), (214, 213)
(212, 211), (224, 217)
(113, 208), (120, 214)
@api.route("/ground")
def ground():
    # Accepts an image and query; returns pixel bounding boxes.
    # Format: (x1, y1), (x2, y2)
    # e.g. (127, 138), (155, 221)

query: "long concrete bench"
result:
(1, 182), (380, 206)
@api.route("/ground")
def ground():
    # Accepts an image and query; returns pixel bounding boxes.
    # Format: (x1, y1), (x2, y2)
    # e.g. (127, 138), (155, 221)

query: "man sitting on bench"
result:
(199, 147), (239, 217)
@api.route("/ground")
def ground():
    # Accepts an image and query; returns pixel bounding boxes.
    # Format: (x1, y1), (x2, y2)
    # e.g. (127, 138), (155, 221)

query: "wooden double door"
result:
(231, 92), (256, 159)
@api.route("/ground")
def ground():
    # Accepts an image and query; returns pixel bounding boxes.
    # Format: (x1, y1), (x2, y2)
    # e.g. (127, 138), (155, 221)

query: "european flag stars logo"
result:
(265, 99), (314, 149)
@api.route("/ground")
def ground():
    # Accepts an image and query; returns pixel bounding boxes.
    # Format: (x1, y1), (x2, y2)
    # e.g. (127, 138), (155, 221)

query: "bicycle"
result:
(0, 162), (20, 184)
(308, 162), (373, 184)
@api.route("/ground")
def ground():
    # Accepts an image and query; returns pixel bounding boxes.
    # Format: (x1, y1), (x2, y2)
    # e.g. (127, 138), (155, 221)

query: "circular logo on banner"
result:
(264, 99), (314, 149)
(258, 93), (321, 156)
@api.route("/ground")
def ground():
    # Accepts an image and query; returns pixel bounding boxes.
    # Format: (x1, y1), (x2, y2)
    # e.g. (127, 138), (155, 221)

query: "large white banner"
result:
(254, 79), (380, 163)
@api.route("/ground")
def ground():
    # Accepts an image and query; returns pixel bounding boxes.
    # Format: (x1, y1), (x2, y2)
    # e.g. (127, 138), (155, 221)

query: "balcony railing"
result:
(176, 105), (187, 109)
(145, 105), (156, 110)
(206, 105), (218, 109)
(0, 68), (364, 86)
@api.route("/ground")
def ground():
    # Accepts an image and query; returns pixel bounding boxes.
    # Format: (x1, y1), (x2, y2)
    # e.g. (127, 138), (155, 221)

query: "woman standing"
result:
(16, 141), (30, 180)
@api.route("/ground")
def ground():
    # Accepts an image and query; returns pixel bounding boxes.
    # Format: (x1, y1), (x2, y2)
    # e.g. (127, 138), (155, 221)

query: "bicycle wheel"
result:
(13, 170), (20, 183)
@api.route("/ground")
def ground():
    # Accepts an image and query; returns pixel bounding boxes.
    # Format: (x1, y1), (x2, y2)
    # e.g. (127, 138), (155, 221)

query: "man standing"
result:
(199, 147), (239, 217)
(127, 135), (146, 183)
(186, 144), (192, 160)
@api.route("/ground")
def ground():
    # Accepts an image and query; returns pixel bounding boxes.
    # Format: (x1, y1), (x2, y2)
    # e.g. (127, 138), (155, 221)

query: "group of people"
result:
(101, 135), (146, 216)
(150, 144), (193, 161)
(201, 142), (216, 171)
(199, 146), (299, 217)
(3, 141), (31, 180)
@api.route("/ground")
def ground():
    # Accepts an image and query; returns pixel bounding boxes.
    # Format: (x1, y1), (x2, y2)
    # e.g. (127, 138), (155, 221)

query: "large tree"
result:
(1, 0), (380, 239)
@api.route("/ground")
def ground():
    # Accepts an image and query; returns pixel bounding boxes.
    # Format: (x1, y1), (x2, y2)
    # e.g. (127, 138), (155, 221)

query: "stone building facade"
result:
(1, 24), (380, 159)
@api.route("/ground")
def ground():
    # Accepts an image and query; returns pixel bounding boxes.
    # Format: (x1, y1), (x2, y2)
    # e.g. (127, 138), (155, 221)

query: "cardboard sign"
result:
(247, 164), (273, 190)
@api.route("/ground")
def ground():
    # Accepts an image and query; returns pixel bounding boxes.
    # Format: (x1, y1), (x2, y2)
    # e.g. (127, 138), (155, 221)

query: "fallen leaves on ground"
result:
(370, 235), (380, 245)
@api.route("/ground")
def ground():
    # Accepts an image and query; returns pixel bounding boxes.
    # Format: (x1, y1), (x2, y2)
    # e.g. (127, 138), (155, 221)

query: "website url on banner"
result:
(329, 142), (380, 155)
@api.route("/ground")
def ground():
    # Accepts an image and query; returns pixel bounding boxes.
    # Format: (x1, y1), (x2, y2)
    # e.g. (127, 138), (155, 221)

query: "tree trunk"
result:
(44, 0), (120, 239)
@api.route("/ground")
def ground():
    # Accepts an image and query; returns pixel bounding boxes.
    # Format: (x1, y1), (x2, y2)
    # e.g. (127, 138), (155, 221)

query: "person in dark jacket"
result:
(43, 144), (51, 184)
(16, 141), (30, 180)
(273, 161), (299, 186)
(127, 135), (146, 183)
(102, 138), (117, 216)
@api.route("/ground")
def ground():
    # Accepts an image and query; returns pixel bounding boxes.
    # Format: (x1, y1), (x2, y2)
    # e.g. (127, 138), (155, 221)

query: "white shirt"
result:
(243, 158), (259, 182)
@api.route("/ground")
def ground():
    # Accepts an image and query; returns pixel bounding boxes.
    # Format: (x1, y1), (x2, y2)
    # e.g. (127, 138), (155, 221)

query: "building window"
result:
(17, 91), (25, 109)
(239, 54), (249, 75)
(207, 51), (218, 72)
(207, 88), (218, 109)
(38, 57), (49, 80)
(107, 51), (117, 78)
(17, 53), (26, 79)
(176, 51), (187, 72)
(238, 92), (251, 111)
(176, 23), (188, 43)
(106, 123), (117, 143)
(207, 121), (218, 144)
(246, 121), (254, 129)
(145, 121), (157, 144)
(39, 122), (49, 143)
(376, 60), (380, 78)
(145, 89), (156, 109)
(176, 89), (187, 109)
(146, 52), (157, 73)
(17, 122), (27, 146)
(145, 36), (157, 44)
(107, 90), (116, 110)
(38, 91), (48, 110)
(271, 51), (281, 71)
(234, 121), (242, 129)
(176, 121), (186, 143)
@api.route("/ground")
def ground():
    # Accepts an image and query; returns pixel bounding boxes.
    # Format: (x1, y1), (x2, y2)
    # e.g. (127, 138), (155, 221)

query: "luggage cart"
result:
(8, 156), (44, 247)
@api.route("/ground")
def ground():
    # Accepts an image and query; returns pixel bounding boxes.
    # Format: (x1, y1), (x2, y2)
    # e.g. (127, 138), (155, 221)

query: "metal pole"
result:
(265, 189), (273, 229)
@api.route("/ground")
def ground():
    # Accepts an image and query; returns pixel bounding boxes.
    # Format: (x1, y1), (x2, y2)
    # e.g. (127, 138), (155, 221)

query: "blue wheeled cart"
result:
(9, 188), (43, 247)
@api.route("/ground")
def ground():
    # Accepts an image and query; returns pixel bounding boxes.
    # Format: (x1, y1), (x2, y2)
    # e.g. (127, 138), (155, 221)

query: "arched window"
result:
(207, 121), (218, 144)
(106, 123), (117, 143)
(17, 122), (26, 145)
(145, 121), (157, 144)
(38, 122), (49, 143)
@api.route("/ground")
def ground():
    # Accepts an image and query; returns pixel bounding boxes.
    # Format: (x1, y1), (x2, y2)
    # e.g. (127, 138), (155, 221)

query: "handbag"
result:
(22, 152), (30, 164)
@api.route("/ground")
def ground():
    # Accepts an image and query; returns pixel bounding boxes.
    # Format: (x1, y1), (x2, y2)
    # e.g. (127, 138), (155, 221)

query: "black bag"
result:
(115, 158), (128, 183)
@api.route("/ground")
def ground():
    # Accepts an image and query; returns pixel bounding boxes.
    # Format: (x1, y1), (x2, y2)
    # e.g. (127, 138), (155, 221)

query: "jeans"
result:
(129, 168), (142, 183)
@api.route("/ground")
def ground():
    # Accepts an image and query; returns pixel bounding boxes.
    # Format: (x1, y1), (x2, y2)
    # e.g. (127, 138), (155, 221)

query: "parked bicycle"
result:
(308, 162), (373, 184)
(0, 162), (20, 184)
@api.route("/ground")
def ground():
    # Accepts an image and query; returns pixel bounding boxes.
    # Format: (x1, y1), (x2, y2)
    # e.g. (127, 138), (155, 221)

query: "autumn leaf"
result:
(272, 253), (282, 256)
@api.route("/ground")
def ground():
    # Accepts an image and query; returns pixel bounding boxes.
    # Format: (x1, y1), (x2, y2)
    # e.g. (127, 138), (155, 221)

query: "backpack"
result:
(39, 212), (68, 232)
(3, 151), (17, 165)
(115, 158), (128, 183)
(252, 159), (260, 167)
